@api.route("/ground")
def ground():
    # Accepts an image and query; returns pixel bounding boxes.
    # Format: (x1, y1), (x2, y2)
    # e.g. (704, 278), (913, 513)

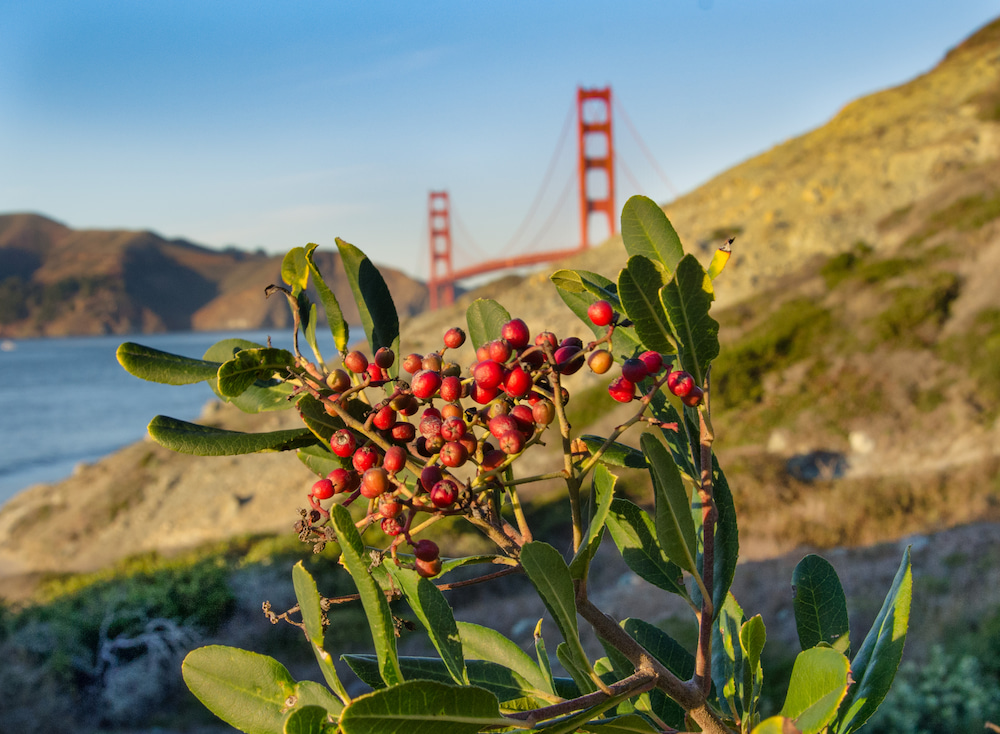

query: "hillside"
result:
(0, 215), (429, 337)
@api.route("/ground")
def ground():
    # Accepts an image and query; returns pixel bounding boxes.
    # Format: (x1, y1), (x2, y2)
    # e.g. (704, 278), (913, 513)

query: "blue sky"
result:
(2, 1), (997, 279)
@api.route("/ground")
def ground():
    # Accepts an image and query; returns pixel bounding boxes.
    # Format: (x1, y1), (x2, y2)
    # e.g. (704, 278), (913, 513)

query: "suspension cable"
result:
(614, 95), (679, 199)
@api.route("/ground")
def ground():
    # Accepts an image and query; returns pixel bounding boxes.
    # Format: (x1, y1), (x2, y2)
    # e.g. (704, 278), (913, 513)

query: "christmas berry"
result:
(380, 498), (402, 518)
(681, 385), (704, 407)
(588, 299), (614, 327)
(639, 350), (664, 374)
(476, 345), (490, 362)
(488, 339), (512, 363)
(480, 449), (507, 471)
(440, 416), (466, 441)
(353, 445), (380, 473)
(413, 539), (439, 562)
(382, 445), (407, 474)
(667, 370), (694, 398)
(443, 327), (466, 349)
(440, 402), (463, 420)
(330, 429), (357, 458)
(344, 350), (369, 374)
(374, 347), (395, 369)
(311, 478), (335, 500)
(381, 517), (403, 536)
(415, 556), (442, 578)
(360, 467), (390, 499)
(608, 376), (636, 403)
(391, 393), (418, 415)
(411, 370), (442, 399)
(402, 353), (424, 374)
(488, 414), (519, 439)
(430, 478), (459, 508)
(439, 441), (468, 468)
(560, 336), (584, 350)
(531, 399), (555, 426)
(497, 430), (525, 455)
(439, 375), (463, 403)
(372, 404), (396, 431)
(390, 421), (416, 443)
(422, 353), (443, 372)
(621, 358), (649, 383)
(458, 434), (478, 456)
(325, 368), (351, 393)
(418, 411), (443, 439)
(503, 366), (532, 398)
(553, 345), (585, 375)
(588, 350), (613, 374)
(419, 465), (443, 492)
(509, 404), (535, 434)
(327, 467), (355, 494)
(502, 318), (531, 350)
(535, 331), (558, 350)
(473, 360), (504, 390)
(471, 383), (499, 404)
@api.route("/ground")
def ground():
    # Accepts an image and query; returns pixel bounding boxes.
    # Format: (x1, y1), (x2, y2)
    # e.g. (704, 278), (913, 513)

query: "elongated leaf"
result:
(457, 621), (552, 695)
(297, 393), (348, 446)
(297, 444), (344, 477)
(386, 565), (467, 685)
(833, 548), (912, 734)
(305, 243), (349, 355)
(217, 347), (296, 398)
(465, 298), (511, 351)
(336, 238), (399, 358)
(792, 555), (850, 655)
(337, 680), (506, 734)
(579, 435), (647, 469)
(520, 542), (592, 690)
(534, 622), (556, 697)
(570, 464), (616, 580)
(182, 645), (340, 734)
(282, 247), (311, 294)
(692, 455), (740, 619)
(618, 256), (674, 354)
(329, 504), (402, 686)
(549, 269), (619, 302)
(284, 705), (335, 734)
(550, 269), (643, 358)
(605, 498), (687, 598)
(781, 646), (851, 734)
(556, 641), (597, 694)
(741, 614), (766, 729)
(642, 433), (697, 574)
(148, 415), (315, 455)
(620, 195), (684, 274)
(203, 339), (297, 413)
(292, 562), (350, 703)
(580, 714), (660, 734)
(117, 342), (219, 385)
(712, 593), (747, 721)
(660, 255), (719, 387)
(532, 686), (643, 734)
(622, 618), (693, 729)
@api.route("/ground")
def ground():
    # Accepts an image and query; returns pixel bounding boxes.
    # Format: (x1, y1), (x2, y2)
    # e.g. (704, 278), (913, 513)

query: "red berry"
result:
(480, 449), (507, 471)
(353, 446), (380, 473)
(560, 336), (584, 350)
(383, 445), (407, 474)
(381, 516), (404, 536)
(439, 441), (468, 468)
(497, 431), (525, 455)
(471, 383), (499, 404)
(325, 368), (350, 393)
(588, 300), (614, 326)
(402, 353), (423, 374)
(415, 556), (443, 578)
(681, 385), (704, 407)
(440, 402), (463, 420)
(458, 434), (478, 456)
(344, 350), (368, 374)
(327, 467), (355, 494)
(419, 411), (443, 439)
(502, 318), (531, 349)
(476, 345), (490, 362)
(390, 421), (416, 443)
(503, 366), (532, 398)
(621, 358), (649, 383)
(380, 498), (402, 518)
(443, 327), (466, 349)
(422, 353), (443, 372)
(553, 345), (585, 375)
(440, 416), (466, 441)
(374, 347), (395, 369)
(534, 331), (558, 350)
(473, 360), (504, 390)
(311, 478), (335, 500)
(439, 375), (463, 403)
(488, 414), (519, 439)
(430, 478), (459, 508)
(487, 339), (512, 364)
(372, 404), (397, 431)
(509, 404), (535, 434)
(608, 376), (636, 403)
(520, 347), (545, 369)
(419, 465), (443, 492)
(639, 350), (664, 374)
(588, 350), (613, 374)
(330, 429), (357, 458)
(360, 467), (390, 499)
(667, 370), (694, 398)
(531, 399), (555, 426)
(413, 539), (440, 562)
(411, 370), (442, 399)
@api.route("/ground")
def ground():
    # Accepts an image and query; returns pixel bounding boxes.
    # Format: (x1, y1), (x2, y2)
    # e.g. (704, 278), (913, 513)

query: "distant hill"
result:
(0, 214), (429, 337)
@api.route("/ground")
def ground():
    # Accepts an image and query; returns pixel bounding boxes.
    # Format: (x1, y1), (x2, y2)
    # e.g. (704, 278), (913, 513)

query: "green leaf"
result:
(301, 298), (325, 367)
(519, 542), (592, 692)
(622, 618), (694, 729)
(305, 243), (349, 356)
(284, 705), (335, 734)
(329, 504), (403, 686)
(642, 432), (698, 574)
(792, 555), (850, 655)
(712, 593), (747, 721)
(292, 562), (350, 704)
(556, 641), (597, 695)
(781, 646), (851, 734)
(147, 415), (316, 455)
(550, 270), (643, 358)
(751, 716), (793, 734)
(457, 621), (553, 695)
(620, 195), (685, 274)
(465, 298), (511, 351)
(534, 620), (556, 695)
(385, 565), (467, 685)
(531, 686), (644, 734)
(605, 498), (687, 598)
(570, 464), (616, 580)
(578, 436), (648, 470)
(182, 645), (339, 734)
(296, 393), (348, 446)
(337, 680), (506, 734)
(741, 614), (767, 729)
(833, 548), (912, 734)
(116, 341), (219, 385)
(618, 256), (675, 354)
(692, 455), (740, 619)
(297, 444), (344, 478)
(217, 347), (296, 398)
(282, 247), (311, 294)
(660, 254), (719, 387)
(204, 338), (297, 413)
(580, 714), (660, 734)
(336, 237), (400, 357)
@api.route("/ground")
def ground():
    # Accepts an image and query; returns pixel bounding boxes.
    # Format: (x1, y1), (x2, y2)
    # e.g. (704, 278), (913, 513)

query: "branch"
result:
(504, 669), (657, 726)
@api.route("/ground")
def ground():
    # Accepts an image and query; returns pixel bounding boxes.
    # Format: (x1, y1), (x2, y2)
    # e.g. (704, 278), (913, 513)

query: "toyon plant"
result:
(117, 195), (911, 734)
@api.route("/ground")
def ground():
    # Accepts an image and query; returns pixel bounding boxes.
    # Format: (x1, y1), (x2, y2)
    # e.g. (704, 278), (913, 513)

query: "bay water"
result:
(0, 330), (336, 507)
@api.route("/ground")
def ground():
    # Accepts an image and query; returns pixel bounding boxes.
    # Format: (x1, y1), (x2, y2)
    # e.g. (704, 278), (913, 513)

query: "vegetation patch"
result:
(942, 307), (1000, 418)
(869, 272), (961, 348)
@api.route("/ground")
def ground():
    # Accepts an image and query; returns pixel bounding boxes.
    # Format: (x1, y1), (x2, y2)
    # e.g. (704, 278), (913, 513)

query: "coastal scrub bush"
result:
(118, 196), (911, 733)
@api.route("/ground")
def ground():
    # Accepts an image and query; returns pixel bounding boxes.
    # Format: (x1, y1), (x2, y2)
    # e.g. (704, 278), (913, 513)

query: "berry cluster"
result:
(294, 304), (697, 577)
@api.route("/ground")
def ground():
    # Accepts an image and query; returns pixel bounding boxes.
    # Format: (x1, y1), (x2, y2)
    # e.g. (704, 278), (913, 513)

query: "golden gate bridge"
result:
(426, 86), (676, 309)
